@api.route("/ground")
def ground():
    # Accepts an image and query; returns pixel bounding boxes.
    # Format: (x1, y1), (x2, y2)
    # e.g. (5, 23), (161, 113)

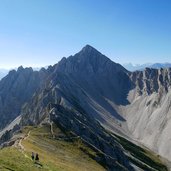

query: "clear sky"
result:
(0, 0), (171, 69)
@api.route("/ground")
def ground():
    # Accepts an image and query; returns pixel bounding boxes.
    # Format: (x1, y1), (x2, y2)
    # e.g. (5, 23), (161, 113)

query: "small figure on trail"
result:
(34, 153), (43, 167)
(35, 153), (39, 161)
(31, 152), (34, 160)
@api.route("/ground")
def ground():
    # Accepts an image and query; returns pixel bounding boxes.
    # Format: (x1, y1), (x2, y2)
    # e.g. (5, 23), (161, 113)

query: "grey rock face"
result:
(0, 66), (47, 130)
(56, 45), (128, 74)
(20, 45), (132, 129)
(20, 45), (134, 170)
(123, 67), (171, 161)
(2, 45), (171, 169)
(130, 68), (171, 95)
(49, 104), (133, 170)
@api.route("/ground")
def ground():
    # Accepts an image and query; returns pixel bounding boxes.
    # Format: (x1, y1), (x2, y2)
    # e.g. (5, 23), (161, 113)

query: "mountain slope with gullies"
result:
(0, 45), (170, 170)
(16, 45), (168, 170)
(21, 45), (131, 131)
(119, 68), (171, 161)
(0, 66), (47, 130)
(19, 45), (135, 170)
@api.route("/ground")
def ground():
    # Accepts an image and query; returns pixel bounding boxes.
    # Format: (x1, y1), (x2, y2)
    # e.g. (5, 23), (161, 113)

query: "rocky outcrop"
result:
(130, 68), (171, 95)
(0, 66), (47, 130)
(49, 104), (133, 170)
(19, 45), (134, 170)
(1, 45), (171, 169)
(120, 67), (171, 161)
(20, 45), (132, 133)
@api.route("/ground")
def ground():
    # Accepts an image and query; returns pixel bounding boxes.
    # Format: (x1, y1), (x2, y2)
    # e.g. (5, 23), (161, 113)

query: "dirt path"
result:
(13, 131), (31, 151)
(50, 122), (55, 138)
(12, 130), (36, 163)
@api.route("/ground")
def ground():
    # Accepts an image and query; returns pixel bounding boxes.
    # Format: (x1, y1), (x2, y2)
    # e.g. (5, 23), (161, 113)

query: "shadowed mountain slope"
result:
(0, 66), (47, 130)
(19, 45), (134, 170)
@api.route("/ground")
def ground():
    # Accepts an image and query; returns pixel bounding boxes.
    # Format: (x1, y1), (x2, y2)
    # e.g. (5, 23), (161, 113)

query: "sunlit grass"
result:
(0, 125), (105, 171)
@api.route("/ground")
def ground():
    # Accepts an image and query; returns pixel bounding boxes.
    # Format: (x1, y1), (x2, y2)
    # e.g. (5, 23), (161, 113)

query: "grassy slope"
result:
(0, 124), (105, 171)
(0, 123), (168, 171)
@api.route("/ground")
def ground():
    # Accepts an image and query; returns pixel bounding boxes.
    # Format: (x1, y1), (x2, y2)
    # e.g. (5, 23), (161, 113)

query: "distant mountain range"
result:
(123, 62), (171, 71)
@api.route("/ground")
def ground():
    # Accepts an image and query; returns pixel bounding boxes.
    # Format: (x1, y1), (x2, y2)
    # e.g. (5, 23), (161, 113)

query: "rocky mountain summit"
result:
(0, 45), (171, 170)
(20, 46), (131, 132)
(19, 45), (133, 170)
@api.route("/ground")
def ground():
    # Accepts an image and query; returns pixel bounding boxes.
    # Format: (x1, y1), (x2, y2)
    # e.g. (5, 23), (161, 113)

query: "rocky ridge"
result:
(0, 66), (47, 130)
(121, 67), (171, 161)
(0, 45), (171, 170)
(19, 45), (134, 170)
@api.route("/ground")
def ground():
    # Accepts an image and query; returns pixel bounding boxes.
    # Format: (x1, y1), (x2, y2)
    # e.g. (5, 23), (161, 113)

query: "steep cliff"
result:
(0, 66), (47, 129)
(119, 68), (171, 161)
(19, 45), (134, 170)
(0, 45), (170, 170)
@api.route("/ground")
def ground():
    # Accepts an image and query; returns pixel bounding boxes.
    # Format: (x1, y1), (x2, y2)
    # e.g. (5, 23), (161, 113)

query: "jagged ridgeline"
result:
(0, 45), (170, 170)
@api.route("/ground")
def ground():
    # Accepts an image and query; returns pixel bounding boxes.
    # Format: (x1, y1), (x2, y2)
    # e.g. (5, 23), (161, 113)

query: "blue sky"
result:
(0, 0), (171, 69)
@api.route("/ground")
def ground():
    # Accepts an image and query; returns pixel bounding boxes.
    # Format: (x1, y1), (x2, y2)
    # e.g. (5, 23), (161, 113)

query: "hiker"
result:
(35, 153), (39, 161)
(31, 152), (34, 160)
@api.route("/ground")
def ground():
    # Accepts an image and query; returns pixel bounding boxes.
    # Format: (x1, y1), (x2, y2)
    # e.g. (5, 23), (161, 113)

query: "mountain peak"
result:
(79, 44), (101, 55)
(17, 66), (24, 72)
(55, 45), (127, 75)
(82, 44), (96, 50)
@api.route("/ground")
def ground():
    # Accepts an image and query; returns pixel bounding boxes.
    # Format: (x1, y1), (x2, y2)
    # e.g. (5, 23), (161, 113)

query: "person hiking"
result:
(31, 152), (34, 160)
(34, 153), (43, 167)
(35, 153), (39, 161)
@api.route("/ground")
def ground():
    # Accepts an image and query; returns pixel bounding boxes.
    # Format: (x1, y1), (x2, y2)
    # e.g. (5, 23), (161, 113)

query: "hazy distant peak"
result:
(123, 62), (171, 71)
